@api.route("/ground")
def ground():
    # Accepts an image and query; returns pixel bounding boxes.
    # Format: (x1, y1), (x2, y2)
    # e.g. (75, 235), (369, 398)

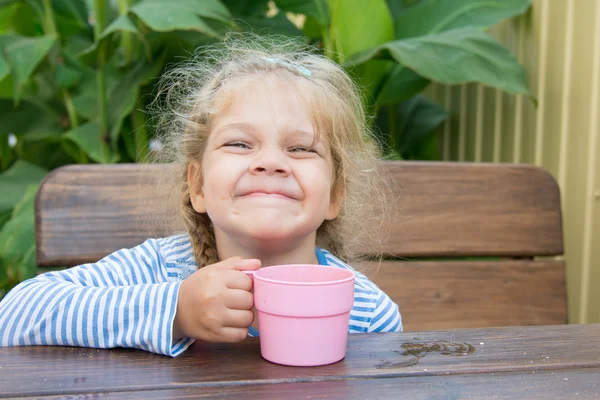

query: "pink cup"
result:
(244, 264), (355, 367)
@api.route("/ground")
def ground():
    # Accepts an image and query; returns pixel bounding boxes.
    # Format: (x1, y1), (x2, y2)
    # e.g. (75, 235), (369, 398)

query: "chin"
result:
(246, 227), (296, 242)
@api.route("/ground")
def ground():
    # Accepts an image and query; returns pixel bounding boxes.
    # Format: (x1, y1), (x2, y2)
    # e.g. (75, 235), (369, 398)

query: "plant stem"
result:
(117, 0), (134, 65)
(93, 0), (109, 40)
(131, 107), (149, 162)
(41, 0), (57, 35)
(42, 0), (78, 131)
(62, 89), (79, 129)
(93, 0), (110, 141)
(387, 105), (397, 152)
(96, 43), (109, 137)
(321, 28), (335, 62)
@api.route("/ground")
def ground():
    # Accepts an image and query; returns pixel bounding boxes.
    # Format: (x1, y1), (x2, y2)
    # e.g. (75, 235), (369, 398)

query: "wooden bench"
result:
(35, 161), (566, 331)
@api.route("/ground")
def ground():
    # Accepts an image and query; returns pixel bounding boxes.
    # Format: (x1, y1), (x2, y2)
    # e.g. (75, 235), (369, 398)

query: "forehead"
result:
(210, 74), (319, 137)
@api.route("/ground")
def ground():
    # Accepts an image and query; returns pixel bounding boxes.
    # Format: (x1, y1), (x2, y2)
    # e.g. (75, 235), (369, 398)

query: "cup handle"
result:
(242, 270), (255, 282)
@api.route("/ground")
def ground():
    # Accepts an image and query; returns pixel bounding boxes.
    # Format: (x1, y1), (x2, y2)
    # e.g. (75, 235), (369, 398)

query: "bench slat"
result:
(366, 260), (567, 331)
(35, 162), (563, 266)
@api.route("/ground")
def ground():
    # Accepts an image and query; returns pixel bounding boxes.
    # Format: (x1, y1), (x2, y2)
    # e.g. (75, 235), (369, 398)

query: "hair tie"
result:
(263, 57), (312, 77)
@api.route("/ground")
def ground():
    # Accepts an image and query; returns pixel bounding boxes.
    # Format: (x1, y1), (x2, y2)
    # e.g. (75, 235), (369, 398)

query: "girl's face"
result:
(188, 74), (342, 248)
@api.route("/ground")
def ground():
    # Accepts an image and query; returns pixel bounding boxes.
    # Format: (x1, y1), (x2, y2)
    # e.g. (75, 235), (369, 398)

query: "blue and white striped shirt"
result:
(0, 234), (402, 357)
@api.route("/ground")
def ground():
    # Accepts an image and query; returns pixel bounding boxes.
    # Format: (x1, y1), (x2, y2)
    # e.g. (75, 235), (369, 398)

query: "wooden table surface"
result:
(2, 324), (599, 399)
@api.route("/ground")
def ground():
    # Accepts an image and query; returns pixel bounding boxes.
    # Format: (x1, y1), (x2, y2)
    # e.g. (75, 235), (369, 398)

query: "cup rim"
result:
(253, 264), (355, 286)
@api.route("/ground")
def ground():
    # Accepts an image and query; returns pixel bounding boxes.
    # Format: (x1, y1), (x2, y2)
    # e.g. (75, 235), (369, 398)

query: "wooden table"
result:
(2, 324), (599, 399)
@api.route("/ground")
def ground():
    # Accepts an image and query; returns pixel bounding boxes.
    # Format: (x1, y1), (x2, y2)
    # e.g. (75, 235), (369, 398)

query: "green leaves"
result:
(330, 0), (394, 109)
(64, 121), (117, 164)
(394, 0), (532, 39)
(275, 0), (329, 26)
(0, 184), (39, 298)
(351, 27), (529, 95)
(375, 0), (531, 105)
(377, 66), (429, 106)
(1, 34), (57, 101)
(131, 0), (230, 36)
(331, 0), (393, 59)
(0, 160), (47, 215)
(376, 95), (447, 160)
(0, 98), (61, 138)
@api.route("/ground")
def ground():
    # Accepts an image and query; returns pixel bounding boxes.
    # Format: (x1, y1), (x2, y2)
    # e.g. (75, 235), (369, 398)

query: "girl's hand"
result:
(173, 257), (260, 342)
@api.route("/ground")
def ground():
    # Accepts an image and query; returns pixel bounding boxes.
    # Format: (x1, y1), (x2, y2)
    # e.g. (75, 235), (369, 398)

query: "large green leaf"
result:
(3, 35), (56, 99)
(107, 52), (166, 145)
(0, 34), (17, 82)
(376, 65), (429, 106)
(71, 71), (100, 120)
(55, 62), (84, 89)
(52, 0), (90, 36)
(0, 3), (19, 34)
(0, 160), (47, 214)
(350, 27), (529, 95)
(78, 14), (145, 62)
(275, 0), (329, 26)
(102, 13), (141, 38)
(64, 121), (118, 163)
(0, 50), (9, 82)
(395, 0), (531, 39)
(0, 184), (38, 289)
(8, 2), (40, 37)
(0, 132), (14, 171)
(375, 94), (447, 160)
(331, 0), (394, 108)
(0, 98), (61, 137)
(221, 0), (269, 17)
(131, 0), (230, 35)
(386, 0), (424, 21)
(331, 0), (393, 59)
(237, 12), (304, 36)
(395, 95), (447, 159)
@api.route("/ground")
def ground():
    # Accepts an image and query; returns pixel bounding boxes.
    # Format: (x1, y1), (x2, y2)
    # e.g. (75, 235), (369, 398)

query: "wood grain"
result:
(16, 369), (600, 400)
(35, 162), (563, 267)
(365, 260), (567, 330)
(1, 324), (598, 398)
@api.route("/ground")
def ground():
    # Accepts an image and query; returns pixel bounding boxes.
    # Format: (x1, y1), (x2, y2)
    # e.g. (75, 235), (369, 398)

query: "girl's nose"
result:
(249, 146), (291, 176)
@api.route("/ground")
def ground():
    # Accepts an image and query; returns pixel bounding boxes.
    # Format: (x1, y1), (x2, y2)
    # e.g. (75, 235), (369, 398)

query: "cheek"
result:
(203, 155), (245, 197)
(298, 162), (334, 200)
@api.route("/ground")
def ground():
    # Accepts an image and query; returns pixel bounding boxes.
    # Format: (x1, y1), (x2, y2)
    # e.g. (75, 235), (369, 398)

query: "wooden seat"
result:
(35, 161), (566, 331)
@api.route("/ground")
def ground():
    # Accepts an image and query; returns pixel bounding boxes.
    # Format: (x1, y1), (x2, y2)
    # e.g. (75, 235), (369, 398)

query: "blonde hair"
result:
(149, 33), (393, 268)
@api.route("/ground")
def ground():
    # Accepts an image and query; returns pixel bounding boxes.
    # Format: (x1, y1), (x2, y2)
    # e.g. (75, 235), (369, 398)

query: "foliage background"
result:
(0, 0), (531, 298)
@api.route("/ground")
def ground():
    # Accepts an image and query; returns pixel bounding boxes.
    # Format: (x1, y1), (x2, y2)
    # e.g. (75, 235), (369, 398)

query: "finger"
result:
(224, 270), (253, 291)
(223, 309), (254, 328)
(224, 289), (254, 309)
(231, 258), (261, 272)
(211, 256), (243, 270)
(213, 257), (261, 272)
(218, 327), (249, 343)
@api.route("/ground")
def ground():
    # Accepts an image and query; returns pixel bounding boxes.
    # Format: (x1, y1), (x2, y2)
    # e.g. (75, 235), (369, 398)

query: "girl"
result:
(0, 34), (402, 357)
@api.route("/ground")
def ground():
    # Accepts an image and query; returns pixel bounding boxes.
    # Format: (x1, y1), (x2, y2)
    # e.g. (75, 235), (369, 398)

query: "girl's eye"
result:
(223, 141), (250, 149)
(290, 146), (317, 153)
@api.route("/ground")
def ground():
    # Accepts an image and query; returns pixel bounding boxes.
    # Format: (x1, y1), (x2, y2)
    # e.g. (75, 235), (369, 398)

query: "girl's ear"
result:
(326, 186), (344, 220)
(188, 161), (206, 213)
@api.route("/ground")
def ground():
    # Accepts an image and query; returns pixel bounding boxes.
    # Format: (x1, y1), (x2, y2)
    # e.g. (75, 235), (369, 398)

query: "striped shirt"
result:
(0, 234), (402, 357)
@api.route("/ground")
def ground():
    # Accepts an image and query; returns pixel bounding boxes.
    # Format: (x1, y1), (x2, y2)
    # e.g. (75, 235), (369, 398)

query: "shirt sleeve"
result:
(367, 291), (403, 333)
(0, 238), (194, 357)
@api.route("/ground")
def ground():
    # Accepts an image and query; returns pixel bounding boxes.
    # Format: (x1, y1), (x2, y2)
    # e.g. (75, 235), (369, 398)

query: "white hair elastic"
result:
(263, 57), (312, 77)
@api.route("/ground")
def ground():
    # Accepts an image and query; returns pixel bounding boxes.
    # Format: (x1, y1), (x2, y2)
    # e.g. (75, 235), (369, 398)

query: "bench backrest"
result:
(35, 161), (566, 331)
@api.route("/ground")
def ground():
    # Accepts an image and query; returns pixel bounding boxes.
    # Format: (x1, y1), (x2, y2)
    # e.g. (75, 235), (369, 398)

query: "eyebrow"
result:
(212, 122), (256, 139)
(212, 122), (318, 144)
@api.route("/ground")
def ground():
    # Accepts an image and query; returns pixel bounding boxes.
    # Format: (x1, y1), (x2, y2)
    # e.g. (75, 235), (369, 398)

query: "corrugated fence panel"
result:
(431, 0), (600, 324)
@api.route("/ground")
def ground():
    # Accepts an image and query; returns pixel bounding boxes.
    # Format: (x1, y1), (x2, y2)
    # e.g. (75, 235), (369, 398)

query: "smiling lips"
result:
(240, 190), (296, 200)
(237, 187), (300, 200)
